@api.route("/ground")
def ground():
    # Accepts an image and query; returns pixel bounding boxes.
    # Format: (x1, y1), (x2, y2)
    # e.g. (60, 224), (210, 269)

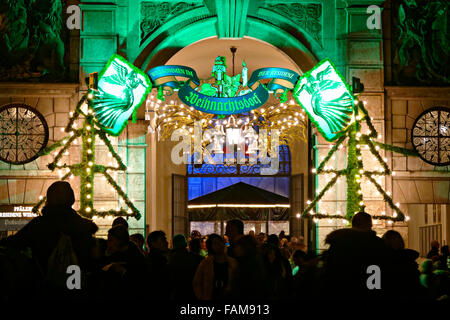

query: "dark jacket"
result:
(384, 248), (425, 299)
(1, 205), (98, 274)
(99, 241), (146, 297)
(168, 248), (203, 299)
(145, 248), (170, 299)
(426, 247), (440, 260)
(321, 228), (389, 299)
(232, 254), (269, 299)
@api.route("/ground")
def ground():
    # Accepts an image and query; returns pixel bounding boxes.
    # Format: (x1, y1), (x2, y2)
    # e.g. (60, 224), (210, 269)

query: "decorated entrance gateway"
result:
(39, 53), (414, 224)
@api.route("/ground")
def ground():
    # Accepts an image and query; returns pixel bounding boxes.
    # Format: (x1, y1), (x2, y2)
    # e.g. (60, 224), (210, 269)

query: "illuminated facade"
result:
(0, 0), (448, 254)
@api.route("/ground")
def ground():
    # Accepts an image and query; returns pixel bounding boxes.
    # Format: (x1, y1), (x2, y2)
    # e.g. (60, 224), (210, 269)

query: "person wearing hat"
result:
(1, 181), (98, 287)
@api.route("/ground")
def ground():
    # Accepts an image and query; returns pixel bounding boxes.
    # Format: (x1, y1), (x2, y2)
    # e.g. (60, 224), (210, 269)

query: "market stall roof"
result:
(188, 182), (289, 221)
(188, 182), (289, 207)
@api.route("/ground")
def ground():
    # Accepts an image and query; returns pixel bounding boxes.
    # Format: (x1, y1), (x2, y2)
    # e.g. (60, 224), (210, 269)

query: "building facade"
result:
(0, 0), (448, 253)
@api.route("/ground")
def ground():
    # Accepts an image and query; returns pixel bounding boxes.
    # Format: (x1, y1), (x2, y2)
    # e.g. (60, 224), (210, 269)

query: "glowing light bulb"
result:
(87, 93), (93, 100)
(87, 126), (91, 131)
(87, 149), (92, 154)
(86, 207), (91, 213)
(39, 195), (43, 200)
(87, 183), (91, 188)
(387, 220), (393, 225)
(395, 202), (400, 207)
(406, 216), (410, 221)
(381, 211), (386, 215)
(312, 168), (316, 173)
(296, 213), (301, 218)
(306, 200), (311, 205)
(88, 161), (93, 166)
(393, 212), (398, 218)
(86, 194), (91, 199)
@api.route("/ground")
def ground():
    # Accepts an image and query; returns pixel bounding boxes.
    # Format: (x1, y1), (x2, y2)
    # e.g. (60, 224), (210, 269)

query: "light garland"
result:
(32, 93), (141, 220)
(146, 93), (308, 150)
(302, 100), (407, 223)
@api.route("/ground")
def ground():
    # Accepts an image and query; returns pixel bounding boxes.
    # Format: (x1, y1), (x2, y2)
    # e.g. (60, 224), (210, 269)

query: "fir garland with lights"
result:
(302, 100), (411, 224)
(32, 93), (141, 220)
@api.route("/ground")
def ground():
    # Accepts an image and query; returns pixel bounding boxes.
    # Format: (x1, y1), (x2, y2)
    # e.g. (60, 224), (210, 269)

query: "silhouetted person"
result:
(225, 219), (244, 258)
(231, 235), (268, 299)
(100, 225), (146, 297)
(112, 217), (128, 230)
(146, 230), (170, 299)
(321, 211), (388, 299)
(264, 234), (292, 299)
(438, 245), (449, 270)
(189, 238), (203, 257)
(168, 234), (203, 300)
(382, 230), (424, 299)
(420, 260), (439, 299)
(291, 250), (320, 299)
(193, 234), (237, 300)
(130, 233), (147, 256)
(0, 181), (98, 296)
(427, 240), (440, 260)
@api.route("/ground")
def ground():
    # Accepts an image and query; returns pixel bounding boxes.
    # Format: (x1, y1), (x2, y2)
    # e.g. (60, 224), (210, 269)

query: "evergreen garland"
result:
(302, 100), (412, 224)
(32, 93), (141, 220)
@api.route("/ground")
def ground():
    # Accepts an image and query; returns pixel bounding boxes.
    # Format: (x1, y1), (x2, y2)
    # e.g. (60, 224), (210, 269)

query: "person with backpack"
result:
(0, 181), (98, 297)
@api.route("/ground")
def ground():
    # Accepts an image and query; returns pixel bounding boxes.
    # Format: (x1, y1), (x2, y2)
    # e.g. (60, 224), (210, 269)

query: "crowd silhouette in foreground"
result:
(0, 181), (449, 301)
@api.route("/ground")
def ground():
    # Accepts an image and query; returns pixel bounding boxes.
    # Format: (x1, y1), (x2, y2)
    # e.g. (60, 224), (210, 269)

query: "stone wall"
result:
(385, 87), (450, 252)
(0, 83), (147, 237)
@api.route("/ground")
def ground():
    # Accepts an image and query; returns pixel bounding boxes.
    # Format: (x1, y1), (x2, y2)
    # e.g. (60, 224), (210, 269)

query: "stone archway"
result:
(133, 2), (324, 73)
(144, 36), (313, 238)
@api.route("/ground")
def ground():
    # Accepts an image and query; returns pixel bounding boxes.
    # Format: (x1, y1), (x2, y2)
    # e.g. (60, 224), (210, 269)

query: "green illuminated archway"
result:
(134, 11), (323, 73)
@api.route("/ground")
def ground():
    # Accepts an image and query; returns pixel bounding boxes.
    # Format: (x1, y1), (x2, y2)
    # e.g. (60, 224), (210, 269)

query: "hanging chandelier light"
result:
(144, 89), (309, 161)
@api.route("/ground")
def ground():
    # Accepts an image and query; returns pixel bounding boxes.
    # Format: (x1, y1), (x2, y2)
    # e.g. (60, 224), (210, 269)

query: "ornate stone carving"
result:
(0, 0), (66, 81)
(264, 3), (322, 43)
(140, 2), (199, 43)
(393, 0), (449, 85)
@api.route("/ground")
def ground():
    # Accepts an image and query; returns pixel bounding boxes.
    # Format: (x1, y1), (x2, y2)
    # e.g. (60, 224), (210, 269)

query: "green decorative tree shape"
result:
(302, 100), (411, 224)
(32, 94), (141, 220)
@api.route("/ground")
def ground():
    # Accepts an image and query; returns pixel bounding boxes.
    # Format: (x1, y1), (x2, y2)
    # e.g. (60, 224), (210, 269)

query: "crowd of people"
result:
(0, 181), (449, 301)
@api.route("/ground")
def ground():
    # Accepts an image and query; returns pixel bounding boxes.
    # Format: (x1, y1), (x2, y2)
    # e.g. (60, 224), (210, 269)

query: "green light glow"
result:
(293, 59), (354, 142)
(92, 54), (152, 136)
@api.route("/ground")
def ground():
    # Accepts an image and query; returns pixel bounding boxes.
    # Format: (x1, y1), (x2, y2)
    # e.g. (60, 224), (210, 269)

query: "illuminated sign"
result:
(293, 59), (355, 142)
(0, 205), (37, 231)
(91, 54), (152, 136)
